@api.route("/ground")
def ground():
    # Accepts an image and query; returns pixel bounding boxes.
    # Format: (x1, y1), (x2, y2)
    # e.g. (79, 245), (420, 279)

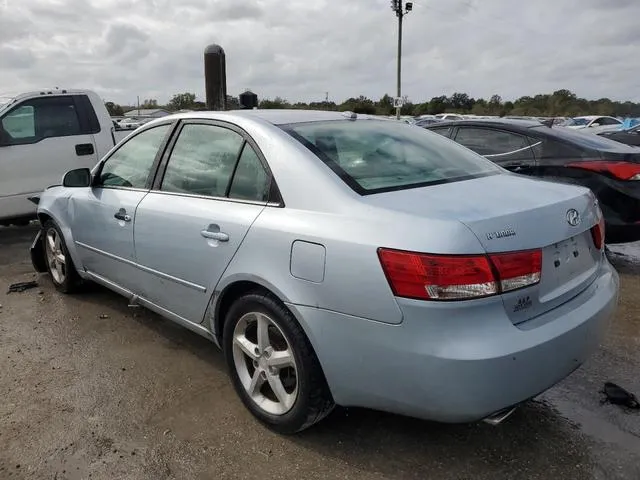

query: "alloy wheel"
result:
(45, 228), (66, 285)
(232, 311), (298, 415)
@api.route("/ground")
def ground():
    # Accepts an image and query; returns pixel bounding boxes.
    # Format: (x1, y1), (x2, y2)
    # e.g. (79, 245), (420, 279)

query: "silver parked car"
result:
(30, 110), (619, 433)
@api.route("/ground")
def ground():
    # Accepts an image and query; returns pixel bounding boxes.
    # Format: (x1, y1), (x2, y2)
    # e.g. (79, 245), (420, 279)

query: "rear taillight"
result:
(378, 248), (542, 301)
(490, 250), (542, 292)
(591, 209), (606, 250)
(567, 161), (640, 180)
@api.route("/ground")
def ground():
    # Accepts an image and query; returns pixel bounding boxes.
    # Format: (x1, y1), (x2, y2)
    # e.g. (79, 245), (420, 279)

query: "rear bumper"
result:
(290, 259), (619, 423)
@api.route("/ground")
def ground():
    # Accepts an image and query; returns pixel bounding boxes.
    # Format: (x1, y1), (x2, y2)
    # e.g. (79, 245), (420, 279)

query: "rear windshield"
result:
(531, 125), (640, 152)
(281, 120), (501, 194)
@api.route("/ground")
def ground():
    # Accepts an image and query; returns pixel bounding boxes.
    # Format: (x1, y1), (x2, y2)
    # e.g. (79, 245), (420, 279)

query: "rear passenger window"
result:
(161, 124), (244, 197)
(228, 144), (270, 202)
(428, 126), (453, 138)
(100, 124), (170, 189)
(454, 127), (535, 162)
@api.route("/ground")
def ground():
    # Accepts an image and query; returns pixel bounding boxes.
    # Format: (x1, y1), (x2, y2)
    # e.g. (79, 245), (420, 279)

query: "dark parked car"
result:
(412, 117), (444, 128)
(426, 119), (640, 243)
(598, 124), (640, 147)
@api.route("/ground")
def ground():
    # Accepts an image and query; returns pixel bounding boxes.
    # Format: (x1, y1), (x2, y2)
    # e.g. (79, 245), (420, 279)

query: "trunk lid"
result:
(363, 173), (603, 324)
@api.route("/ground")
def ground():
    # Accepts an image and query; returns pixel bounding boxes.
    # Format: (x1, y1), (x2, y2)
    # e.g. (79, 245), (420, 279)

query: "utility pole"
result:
(390, 1), (412, 119)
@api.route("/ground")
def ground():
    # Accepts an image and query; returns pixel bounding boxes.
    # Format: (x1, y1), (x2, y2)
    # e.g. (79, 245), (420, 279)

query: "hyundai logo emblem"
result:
(566, 209), (581, 227)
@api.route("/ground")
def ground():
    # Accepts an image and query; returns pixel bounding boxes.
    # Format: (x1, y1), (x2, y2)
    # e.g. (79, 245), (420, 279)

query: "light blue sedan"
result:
(30, 110), (619, 433)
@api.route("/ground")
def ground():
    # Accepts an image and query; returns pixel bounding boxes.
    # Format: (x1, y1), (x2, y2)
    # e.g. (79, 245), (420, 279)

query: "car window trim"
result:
(93, 120), (177, 190)
(152, 118), (284, 207)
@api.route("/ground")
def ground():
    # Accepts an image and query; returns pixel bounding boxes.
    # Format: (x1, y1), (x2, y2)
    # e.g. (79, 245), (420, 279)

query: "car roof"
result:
(428, 118), (543, 129)
(427, 118), (639, 153)
(168, 109), (381, 126)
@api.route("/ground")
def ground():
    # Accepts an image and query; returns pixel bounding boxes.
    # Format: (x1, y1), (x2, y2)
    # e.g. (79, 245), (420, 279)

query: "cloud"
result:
(0, 0), (639, 105)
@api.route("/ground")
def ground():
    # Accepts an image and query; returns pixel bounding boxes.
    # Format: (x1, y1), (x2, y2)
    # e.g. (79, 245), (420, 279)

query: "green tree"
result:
(141, 99), (158, 108)
(376, 94), (394, 115)
(259, 97), (291, 109)
(449, 92), (474, 112)
(339, 96), (376, 114)
(167, 92), (197, 111)
(428, 95), (449, 114)
(105, 102), (124, 116)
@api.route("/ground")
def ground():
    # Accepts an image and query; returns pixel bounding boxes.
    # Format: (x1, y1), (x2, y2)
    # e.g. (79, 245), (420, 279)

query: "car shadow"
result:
(290, 401), (596, 478)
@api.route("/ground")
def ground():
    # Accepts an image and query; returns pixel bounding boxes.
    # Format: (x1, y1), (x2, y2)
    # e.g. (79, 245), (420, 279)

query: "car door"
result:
(453, 126), (537, 173)
(133, 120), (273, 324)
(0, 95), (99, 219)
(69, 122), (173, 291)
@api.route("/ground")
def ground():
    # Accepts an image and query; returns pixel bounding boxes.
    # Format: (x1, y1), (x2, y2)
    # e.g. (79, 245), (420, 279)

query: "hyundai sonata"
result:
(30, 110), (619, 433)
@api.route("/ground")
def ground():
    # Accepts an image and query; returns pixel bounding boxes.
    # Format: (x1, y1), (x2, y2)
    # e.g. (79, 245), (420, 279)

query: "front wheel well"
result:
(214, 281), (272, 342)
(37, 213), (52, 226)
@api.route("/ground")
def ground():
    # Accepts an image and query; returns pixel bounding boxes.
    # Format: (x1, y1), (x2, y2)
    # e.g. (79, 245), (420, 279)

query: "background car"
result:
(31, 110), (617, 434)
(412, 117), (444, 127)
(599, 123), (640, 147)
(434, 113), (463, 121)
(426, 119), (640, 243)
(562, 116), (623, 134)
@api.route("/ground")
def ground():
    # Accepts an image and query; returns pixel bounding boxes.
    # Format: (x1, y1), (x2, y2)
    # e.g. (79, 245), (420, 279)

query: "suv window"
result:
(228, 143), (270, 202)
(454, 127), (535, 162)
(0, 96), (81, 145)
(99, 124), (171, 188)
(161, 124), (244, 197)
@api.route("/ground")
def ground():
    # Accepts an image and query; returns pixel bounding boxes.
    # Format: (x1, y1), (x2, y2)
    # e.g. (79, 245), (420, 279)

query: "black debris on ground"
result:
(601, 382), (640, 410)
(6, 281), (39, 294)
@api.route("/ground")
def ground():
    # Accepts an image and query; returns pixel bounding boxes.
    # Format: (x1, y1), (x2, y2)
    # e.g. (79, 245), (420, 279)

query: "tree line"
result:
(105, 89), (640, 118)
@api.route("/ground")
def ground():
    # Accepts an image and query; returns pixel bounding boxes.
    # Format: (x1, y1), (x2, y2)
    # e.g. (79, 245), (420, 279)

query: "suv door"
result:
(453, 126), (538, 173)
(133, 121), (273, 324)
(69, 123), (172, 291)
(0, 95), (99, 220)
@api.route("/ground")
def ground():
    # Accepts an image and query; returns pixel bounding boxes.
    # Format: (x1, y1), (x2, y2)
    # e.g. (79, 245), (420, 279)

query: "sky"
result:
(1, 0), (639, 106)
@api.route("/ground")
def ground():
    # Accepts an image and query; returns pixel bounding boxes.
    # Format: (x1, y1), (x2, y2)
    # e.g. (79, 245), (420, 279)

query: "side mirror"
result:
(63, 168), (92, 187)
(591, 122), (600, 127)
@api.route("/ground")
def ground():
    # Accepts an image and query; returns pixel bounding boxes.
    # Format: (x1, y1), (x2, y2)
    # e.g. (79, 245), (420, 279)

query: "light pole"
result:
(390, 1), (412, 119)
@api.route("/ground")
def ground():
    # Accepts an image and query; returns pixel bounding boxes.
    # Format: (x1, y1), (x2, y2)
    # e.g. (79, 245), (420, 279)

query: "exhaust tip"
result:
(482, 406), (517, 426)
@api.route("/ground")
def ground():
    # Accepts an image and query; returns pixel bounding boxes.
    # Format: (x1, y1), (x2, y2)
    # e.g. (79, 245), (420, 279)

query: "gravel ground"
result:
(1, 225), (639, 480)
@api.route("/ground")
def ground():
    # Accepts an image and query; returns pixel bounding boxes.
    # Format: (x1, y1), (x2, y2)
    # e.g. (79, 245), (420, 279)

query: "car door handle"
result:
(201, 224), (229, 242)
(114, 209), (131, 222)
(75, 143), (95, 156)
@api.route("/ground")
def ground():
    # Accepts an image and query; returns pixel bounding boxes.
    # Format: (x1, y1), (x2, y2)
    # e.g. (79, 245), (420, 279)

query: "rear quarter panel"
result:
(218, 205), (486, 326)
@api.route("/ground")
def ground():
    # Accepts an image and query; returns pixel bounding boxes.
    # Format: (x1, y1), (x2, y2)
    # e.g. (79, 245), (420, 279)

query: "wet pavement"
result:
(1, 225), (639, 480)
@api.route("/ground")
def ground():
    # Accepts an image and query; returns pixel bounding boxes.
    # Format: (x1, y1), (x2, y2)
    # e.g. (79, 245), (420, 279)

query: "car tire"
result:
(223, 291), (334, 434)
(42, 220), (81, 293)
